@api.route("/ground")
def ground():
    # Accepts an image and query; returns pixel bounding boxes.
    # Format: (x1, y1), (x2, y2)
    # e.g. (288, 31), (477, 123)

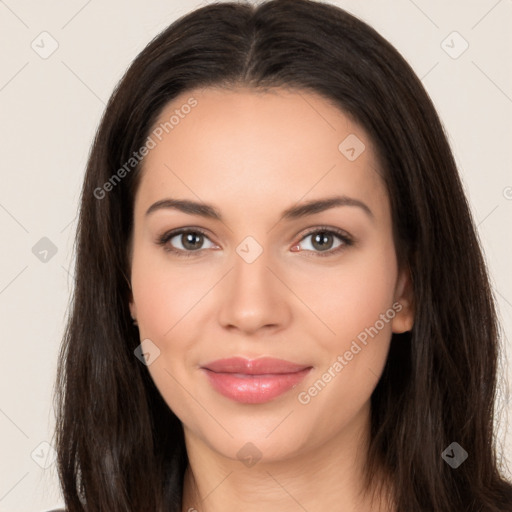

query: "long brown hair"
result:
(53, 1), (512, 510)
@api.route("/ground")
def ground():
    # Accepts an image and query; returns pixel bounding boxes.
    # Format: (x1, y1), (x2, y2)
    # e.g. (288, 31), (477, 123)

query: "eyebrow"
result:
(145, 195), (374, 221)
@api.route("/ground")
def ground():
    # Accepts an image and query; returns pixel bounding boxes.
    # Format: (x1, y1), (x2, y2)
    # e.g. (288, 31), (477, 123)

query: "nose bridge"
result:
(233, 235), (273, 291)
(217, 234), (290, 333)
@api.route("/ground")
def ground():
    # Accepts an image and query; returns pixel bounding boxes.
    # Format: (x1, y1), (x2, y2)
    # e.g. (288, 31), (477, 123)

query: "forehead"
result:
(134, 86), (387, 219)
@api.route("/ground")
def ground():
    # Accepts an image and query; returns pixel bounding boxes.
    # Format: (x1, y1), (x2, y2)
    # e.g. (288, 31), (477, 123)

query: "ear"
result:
(129, 299), (137, 320)
(391, 268), (414, 333)
(122, 268), (137, 320)
(128, 284), (137, 320)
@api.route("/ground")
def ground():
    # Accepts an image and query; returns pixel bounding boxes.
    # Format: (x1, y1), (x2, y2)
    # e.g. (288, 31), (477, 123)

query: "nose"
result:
(217, 242), (292, 336)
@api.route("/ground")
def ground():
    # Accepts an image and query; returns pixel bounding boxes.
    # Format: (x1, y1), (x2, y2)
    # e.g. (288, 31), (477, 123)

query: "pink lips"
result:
(201, 357), (312, 404)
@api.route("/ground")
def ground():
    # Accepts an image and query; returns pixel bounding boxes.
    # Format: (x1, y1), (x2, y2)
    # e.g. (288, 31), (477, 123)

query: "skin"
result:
(129, 86), (414, 512)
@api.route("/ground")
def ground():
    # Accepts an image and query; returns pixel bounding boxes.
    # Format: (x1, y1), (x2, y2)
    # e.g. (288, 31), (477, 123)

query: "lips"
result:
(202, 357), (310, 374)
(200, 357), (312, 404)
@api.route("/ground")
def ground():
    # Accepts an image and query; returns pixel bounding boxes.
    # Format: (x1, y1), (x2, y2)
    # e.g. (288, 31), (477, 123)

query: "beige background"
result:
(0, 0), (511, 510)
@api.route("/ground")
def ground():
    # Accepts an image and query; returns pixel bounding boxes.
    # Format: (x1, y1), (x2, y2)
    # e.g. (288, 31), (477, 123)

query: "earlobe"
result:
(391, 269), (415, 333)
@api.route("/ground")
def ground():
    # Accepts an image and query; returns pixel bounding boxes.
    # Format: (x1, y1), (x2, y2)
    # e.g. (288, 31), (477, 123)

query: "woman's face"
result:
(129, 86), (414, 463)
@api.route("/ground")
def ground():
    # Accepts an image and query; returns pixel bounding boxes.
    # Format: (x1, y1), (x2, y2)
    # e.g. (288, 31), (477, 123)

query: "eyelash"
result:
(156, 226), (354, 258)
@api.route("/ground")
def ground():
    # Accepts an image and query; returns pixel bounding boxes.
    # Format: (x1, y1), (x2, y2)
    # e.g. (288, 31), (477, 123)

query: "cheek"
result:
(130, 249), (213, 419)
(131, 247), (213, 339)
(130, 254), (205, 424)
(292, 240), (398, 412)
(295, 246), (398, 424)
(294, 239), (398, 352)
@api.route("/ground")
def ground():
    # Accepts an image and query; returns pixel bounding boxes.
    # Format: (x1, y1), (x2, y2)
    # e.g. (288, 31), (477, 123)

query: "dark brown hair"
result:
(53, 0), (512, 510)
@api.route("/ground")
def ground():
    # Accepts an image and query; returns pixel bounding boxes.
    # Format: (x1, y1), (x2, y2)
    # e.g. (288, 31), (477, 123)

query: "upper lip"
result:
(201, 357), (311, 374)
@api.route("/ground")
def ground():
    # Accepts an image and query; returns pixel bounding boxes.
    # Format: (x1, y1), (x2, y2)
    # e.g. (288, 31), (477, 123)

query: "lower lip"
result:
(202, 368), (311, 404)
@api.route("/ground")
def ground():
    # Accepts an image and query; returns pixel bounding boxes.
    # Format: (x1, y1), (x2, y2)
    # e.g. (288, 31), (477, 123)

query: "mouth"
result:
(200, 357), (313, 404)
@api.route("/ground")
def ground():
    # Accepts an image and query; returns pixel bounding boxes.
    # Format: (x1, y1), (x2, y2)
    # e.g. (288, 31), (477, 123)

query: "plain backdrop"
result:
(0, 0), (511, 510)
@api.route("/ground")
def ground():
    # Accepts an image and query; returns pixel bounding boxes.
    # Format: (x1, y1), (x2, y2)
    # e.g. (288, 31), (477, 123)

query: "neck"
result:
(180, 402), (393, 512)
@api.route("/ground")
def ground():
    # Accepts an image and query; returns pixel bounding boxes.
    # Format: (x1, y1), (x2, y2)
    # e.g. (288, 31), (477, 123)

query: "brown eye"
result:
(157, 228), (217, 256)
(178, 232), (205, 251)
(295, 228), (353, 257)
(310, 231), (336, 251)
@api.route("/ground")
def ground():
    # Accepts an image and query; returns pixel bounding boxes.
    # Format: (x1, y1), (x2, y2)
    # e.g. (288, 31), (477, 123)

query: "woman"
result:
(53, 0), (512, 510)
